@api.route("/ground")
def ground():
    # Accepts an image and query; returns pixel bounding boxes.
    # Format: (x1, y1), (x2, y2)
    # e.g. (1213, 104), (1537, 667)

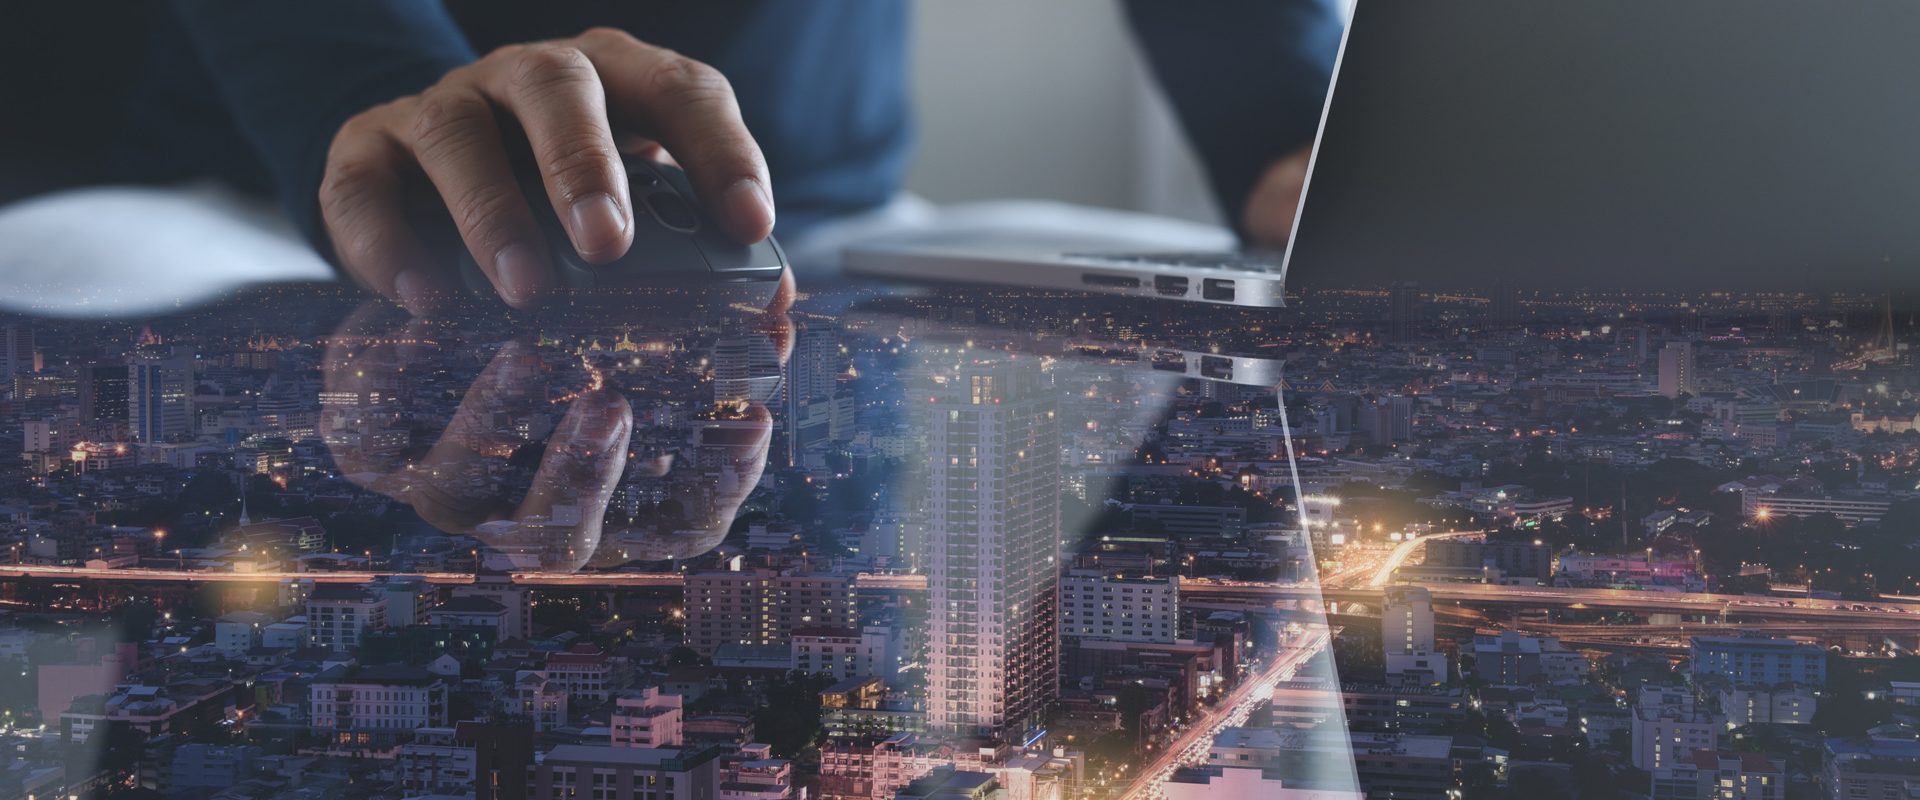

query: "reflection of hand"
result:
(319, 28), (774, 313)
(325, 319), (632, 572)
(1242, 144), (1314, 250)
(321, 277), (791, 571)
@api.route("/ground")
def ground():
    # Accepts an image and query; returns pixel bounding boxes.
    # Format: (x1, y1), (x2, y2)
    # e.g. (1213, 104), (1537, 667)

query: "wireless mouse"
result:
(459, 157), (787, 297)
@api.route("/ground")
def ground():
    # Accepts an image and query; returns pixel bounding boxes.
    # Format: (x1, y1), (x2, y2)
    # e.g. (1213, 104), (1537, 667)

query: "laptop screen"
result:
(1286, 0), (1920, 294)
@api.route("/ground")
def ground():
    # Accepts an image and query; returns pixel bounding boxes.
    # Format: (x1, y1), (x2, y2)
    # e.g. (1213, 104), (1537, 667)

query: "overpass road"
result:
(6, 563), (1917, 625)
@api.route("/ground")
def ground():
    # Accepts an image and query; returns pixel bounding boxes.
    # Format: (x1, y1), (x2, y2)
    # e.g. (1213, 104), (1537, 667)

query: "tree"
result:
(752, 673), (834, 757)
(110, 601), (161, 643)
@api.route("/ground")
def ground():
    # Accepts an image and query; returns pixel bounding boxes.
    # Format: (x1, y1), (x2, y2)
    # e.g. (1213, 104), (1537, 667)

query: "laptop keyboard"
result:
(1063, 251), (1286, 273)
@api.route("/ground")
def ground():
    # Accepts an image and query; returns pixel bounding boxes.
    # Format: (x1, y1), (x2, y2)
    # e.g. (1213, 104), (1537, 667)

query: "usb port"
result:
(1202, 278), (1236, 302)
(1154, 276), (1189, 296)
(1082, 273), (1141, 289)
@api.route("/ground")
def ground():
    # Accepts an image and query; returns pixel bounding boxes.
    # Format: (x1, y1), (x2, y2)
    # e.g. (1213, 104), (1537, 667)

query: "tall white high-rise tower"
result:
(927, 357), (1061, 738)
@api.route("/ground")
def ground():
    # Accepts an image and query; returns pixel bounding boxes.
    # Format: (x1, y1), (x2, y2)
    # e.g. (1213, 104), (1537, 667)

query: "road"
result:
(8, 562), (1919, 623)
(1364, 530), (1486, 588)
(1175, 579), (1920, 623)
(1114, 626), (1332, 800)
(0, 563), (925, 590)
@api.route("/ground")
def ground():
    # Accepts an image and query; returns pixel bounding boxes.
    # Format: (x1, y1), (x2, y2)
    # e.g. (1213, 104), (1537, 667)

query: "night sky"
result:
(1286, 0), (1920, 292)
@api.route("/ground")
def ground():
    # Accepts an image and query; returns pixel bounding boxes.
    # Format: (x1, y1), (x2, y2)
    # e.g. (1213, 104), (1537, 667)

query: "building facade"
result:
(1059, 571), (1178, 644)
(927, 359), (1061, 738)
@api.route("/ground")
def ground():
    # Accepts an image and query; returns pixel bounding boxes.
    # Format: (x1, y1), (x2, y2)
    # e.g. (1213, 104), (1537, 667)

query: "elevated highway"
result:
(6, 563), (1917, 626)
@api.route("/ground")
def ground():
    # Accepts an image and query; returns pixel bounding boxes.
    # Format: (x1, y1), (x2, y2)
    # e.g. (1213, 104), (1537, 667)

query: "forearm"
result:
(1121, 0), (1342, 236)
(167, 0), (477, 255)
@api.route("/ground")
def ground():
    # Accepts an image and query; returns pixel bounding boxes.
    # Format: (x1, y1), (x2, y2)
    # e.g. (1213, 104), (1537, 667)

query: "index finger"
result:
(573, 29), (775, 244)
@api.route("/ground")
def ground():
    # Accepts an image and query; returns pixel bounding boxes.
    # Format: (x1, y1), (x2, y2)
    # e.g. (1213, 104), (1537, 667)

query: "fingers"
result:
(1243, 145), (1313, 250)
(319, 30), (773, 313)
(761, 269), (798, 364)
(592, 402), (771, 566)
(516, 388), (633, 571)
(484, 44), (634, 264)
(574, 28), (775, 244)
(407, 341), (547, 531)
(405, 87), (553, 308)
(321, 306), (430, 482)
(320, 122), (446, 316)
(685, 402), (774, 547)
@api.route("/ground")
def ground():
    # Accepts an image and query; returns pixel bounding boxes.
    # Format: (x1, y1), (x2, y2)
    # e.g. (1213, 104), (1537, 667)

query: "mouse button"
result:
(702, 238), (786, 276)
(643, 191), (701, 233)
(627, 166), (663, 189)
(554, 258), (598, 289)
(639, 161), (699, 197)
(617, 220), (711, 280)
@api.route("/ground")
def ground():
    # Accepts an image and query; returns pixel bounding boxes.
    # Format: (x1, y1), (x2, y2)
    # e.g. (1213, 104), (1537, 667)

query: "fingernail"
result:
(568, 193), (628, 260)
(392, 269), (434, 314)
(566, 392), (628, 448)
(723, 178), (775, 242)
(492, 242), (548, 307)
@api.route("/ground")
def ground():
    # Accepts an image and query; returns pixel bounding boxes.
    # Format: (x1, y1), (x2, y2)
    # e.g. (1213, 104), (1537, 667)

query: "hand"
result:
(319, 28), (775, 313)
(320, 272), (794, 571)
(1242, 144), (1314, 250)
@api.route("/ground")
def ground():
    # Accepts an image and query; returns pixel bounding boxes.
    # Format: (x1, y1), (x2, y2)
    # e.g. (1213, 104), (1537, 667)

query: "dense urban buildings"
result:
(1, 283), (1918, 800)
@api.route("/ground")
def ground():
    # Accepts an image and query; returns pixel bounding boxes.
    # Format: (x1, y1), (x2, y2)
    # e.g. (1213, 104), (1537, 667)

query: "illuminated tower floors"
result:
(926, 357), (1062, 740)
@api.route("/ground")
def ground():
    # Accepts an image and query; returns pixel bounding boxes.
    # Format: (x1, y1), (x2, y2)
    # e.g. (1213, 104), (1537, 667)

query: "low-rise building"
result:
(1471, 631), (1587, 685)
(1691, 636), (1827, 688)
(305, 584), (387, 652)
(720, 743), (794, 800)
(428, 595), (512, 640)
(546, 643), (620, 703)
(1164, 766), (1362, 800)
(1719, 684), (1817, 727)
(612, 686), (684, 748)
(530, 744), (721, 800)
(309, 665), (449, 742)
(395, 727), (477, 797)
(1633, 688), (1722, 773)
(213, 611), (273, 657)
(513, 670), (569, 732)
(1821, 725), (1920, 800)
(1650, 750), (1784, 800)
(1059, 570), (1179, 644)
(170, 743), (261, 790)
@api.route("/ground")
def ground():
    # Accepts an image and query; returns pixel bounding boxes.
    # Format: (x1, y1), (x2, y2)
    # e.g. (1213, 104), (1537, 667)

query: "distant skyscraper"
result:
(712, 334), (781, 408)
(128, 349), (194, 443)
(79, 364), (129, 425)
(1658, 341), (1698, 398)
(1357, 394), (1414, 446)
(1623, 326), (1652, 367)
(1487, 283), (1522, 330)
(0, 324), (34, 382)
(1388, 282), (1422, 343)
(928, 357), (1061, 738)
(784, 325), (839, 464)
(1769, 307), (1799, 336)
(786, 325), (838, 406)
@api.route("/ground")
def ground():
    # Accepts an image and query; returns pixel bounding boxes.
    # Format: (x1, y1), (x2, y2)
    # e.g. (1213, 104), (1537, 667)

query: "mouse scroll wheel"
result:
(643, 191), (701, 233)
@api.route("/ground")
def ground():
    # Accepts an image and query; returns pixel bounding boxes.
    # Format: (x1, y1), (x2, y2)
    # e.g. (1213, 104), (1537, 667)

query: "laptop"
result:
(848, 0), (1920, 302)
(841, 1), (1349, 308)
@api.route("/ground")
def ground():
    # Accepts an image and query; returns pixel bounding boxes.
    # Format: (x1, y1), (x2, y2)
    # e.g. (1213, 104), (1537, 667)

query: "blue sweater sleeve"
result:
(1121, 0), (1343, 237)
(166, 1), (478, 258)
